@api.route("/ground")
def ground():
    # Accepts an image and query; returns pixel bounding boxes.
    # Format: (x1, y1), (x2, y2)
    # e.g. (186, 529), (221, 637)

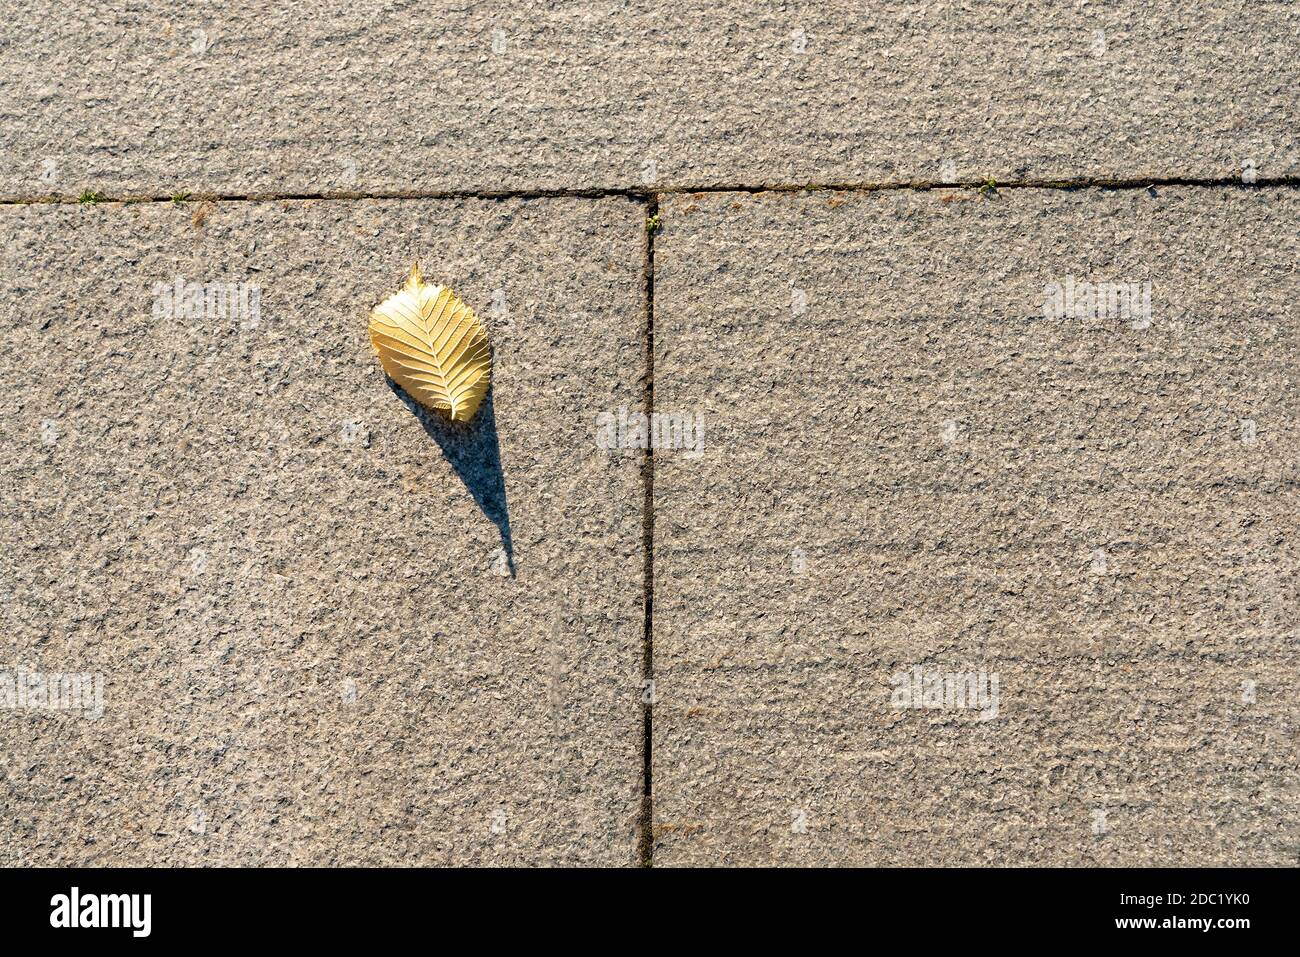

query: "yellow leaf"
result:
(368, 263), (491, 424)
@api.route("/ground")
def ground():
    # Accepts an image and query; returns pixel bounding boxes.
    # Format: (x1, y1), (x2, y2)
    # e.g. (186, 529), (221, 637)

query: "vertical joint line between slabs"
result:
(638, 194), (658, 867)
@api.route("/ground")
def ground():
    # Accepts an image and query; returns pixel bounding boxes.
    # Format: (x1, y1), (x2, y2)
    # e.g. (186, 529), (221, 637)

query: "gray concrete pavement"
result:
(650, 186), (1299, 865)
(2, 0), (1298, 870)
(0, 197), (647, 865)
(2, 1), (1297, 199)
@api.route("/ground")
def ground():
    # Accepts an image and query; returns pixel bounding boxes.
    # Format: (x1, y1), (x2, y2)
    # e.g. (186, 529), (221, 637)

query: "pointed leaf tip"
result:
(404, 261), (424, 292)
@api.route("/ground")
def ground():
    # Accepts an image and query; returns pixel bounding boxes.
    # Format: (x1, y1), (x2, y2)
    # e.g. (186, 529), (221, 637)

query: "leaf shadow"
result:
(386, 378), (514, 578)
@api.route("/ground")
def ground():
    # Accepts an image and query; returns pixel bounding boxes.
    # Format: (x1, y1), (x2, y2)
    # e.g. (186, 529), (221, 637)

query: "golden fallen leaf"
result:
(368, 263), (491, 423)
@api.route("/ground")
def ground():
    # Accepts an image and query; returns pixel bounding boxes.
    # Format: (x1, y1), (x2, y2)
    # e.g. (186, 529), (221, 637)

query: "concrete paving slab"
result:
(651, 186), (1300, 865)
(0, 196), (647, 865)
(2, 1), (1296, 199)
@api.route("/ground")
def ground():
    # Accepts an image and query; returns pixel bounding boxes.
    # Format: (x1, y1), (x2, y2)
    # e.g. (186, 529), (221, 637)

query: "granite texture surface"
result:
(650, 186), (1299, 865)
(1, 1), (1296, 198)
(0, 197), (648, 864)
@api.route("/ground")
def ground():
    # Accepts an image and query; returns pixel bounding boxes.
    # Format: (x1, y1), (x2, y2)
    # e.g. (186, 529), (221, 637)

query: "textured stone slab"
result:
(651, 186), (1300, 865)
(2, 1), (1296, 198)
(0, 197), (647, 865)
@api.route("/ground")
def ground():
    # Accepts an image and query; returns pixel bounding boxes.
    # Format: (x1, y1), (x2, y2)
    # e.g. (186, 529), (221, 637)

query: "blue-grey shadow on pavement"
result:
(386, 378), (514, 577)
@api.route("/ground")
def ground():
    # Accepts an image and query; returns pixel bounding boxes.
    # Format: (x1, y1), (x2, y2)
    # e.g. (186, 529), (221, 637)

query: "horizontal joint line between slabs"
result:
(3, 176), (1299, 206)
